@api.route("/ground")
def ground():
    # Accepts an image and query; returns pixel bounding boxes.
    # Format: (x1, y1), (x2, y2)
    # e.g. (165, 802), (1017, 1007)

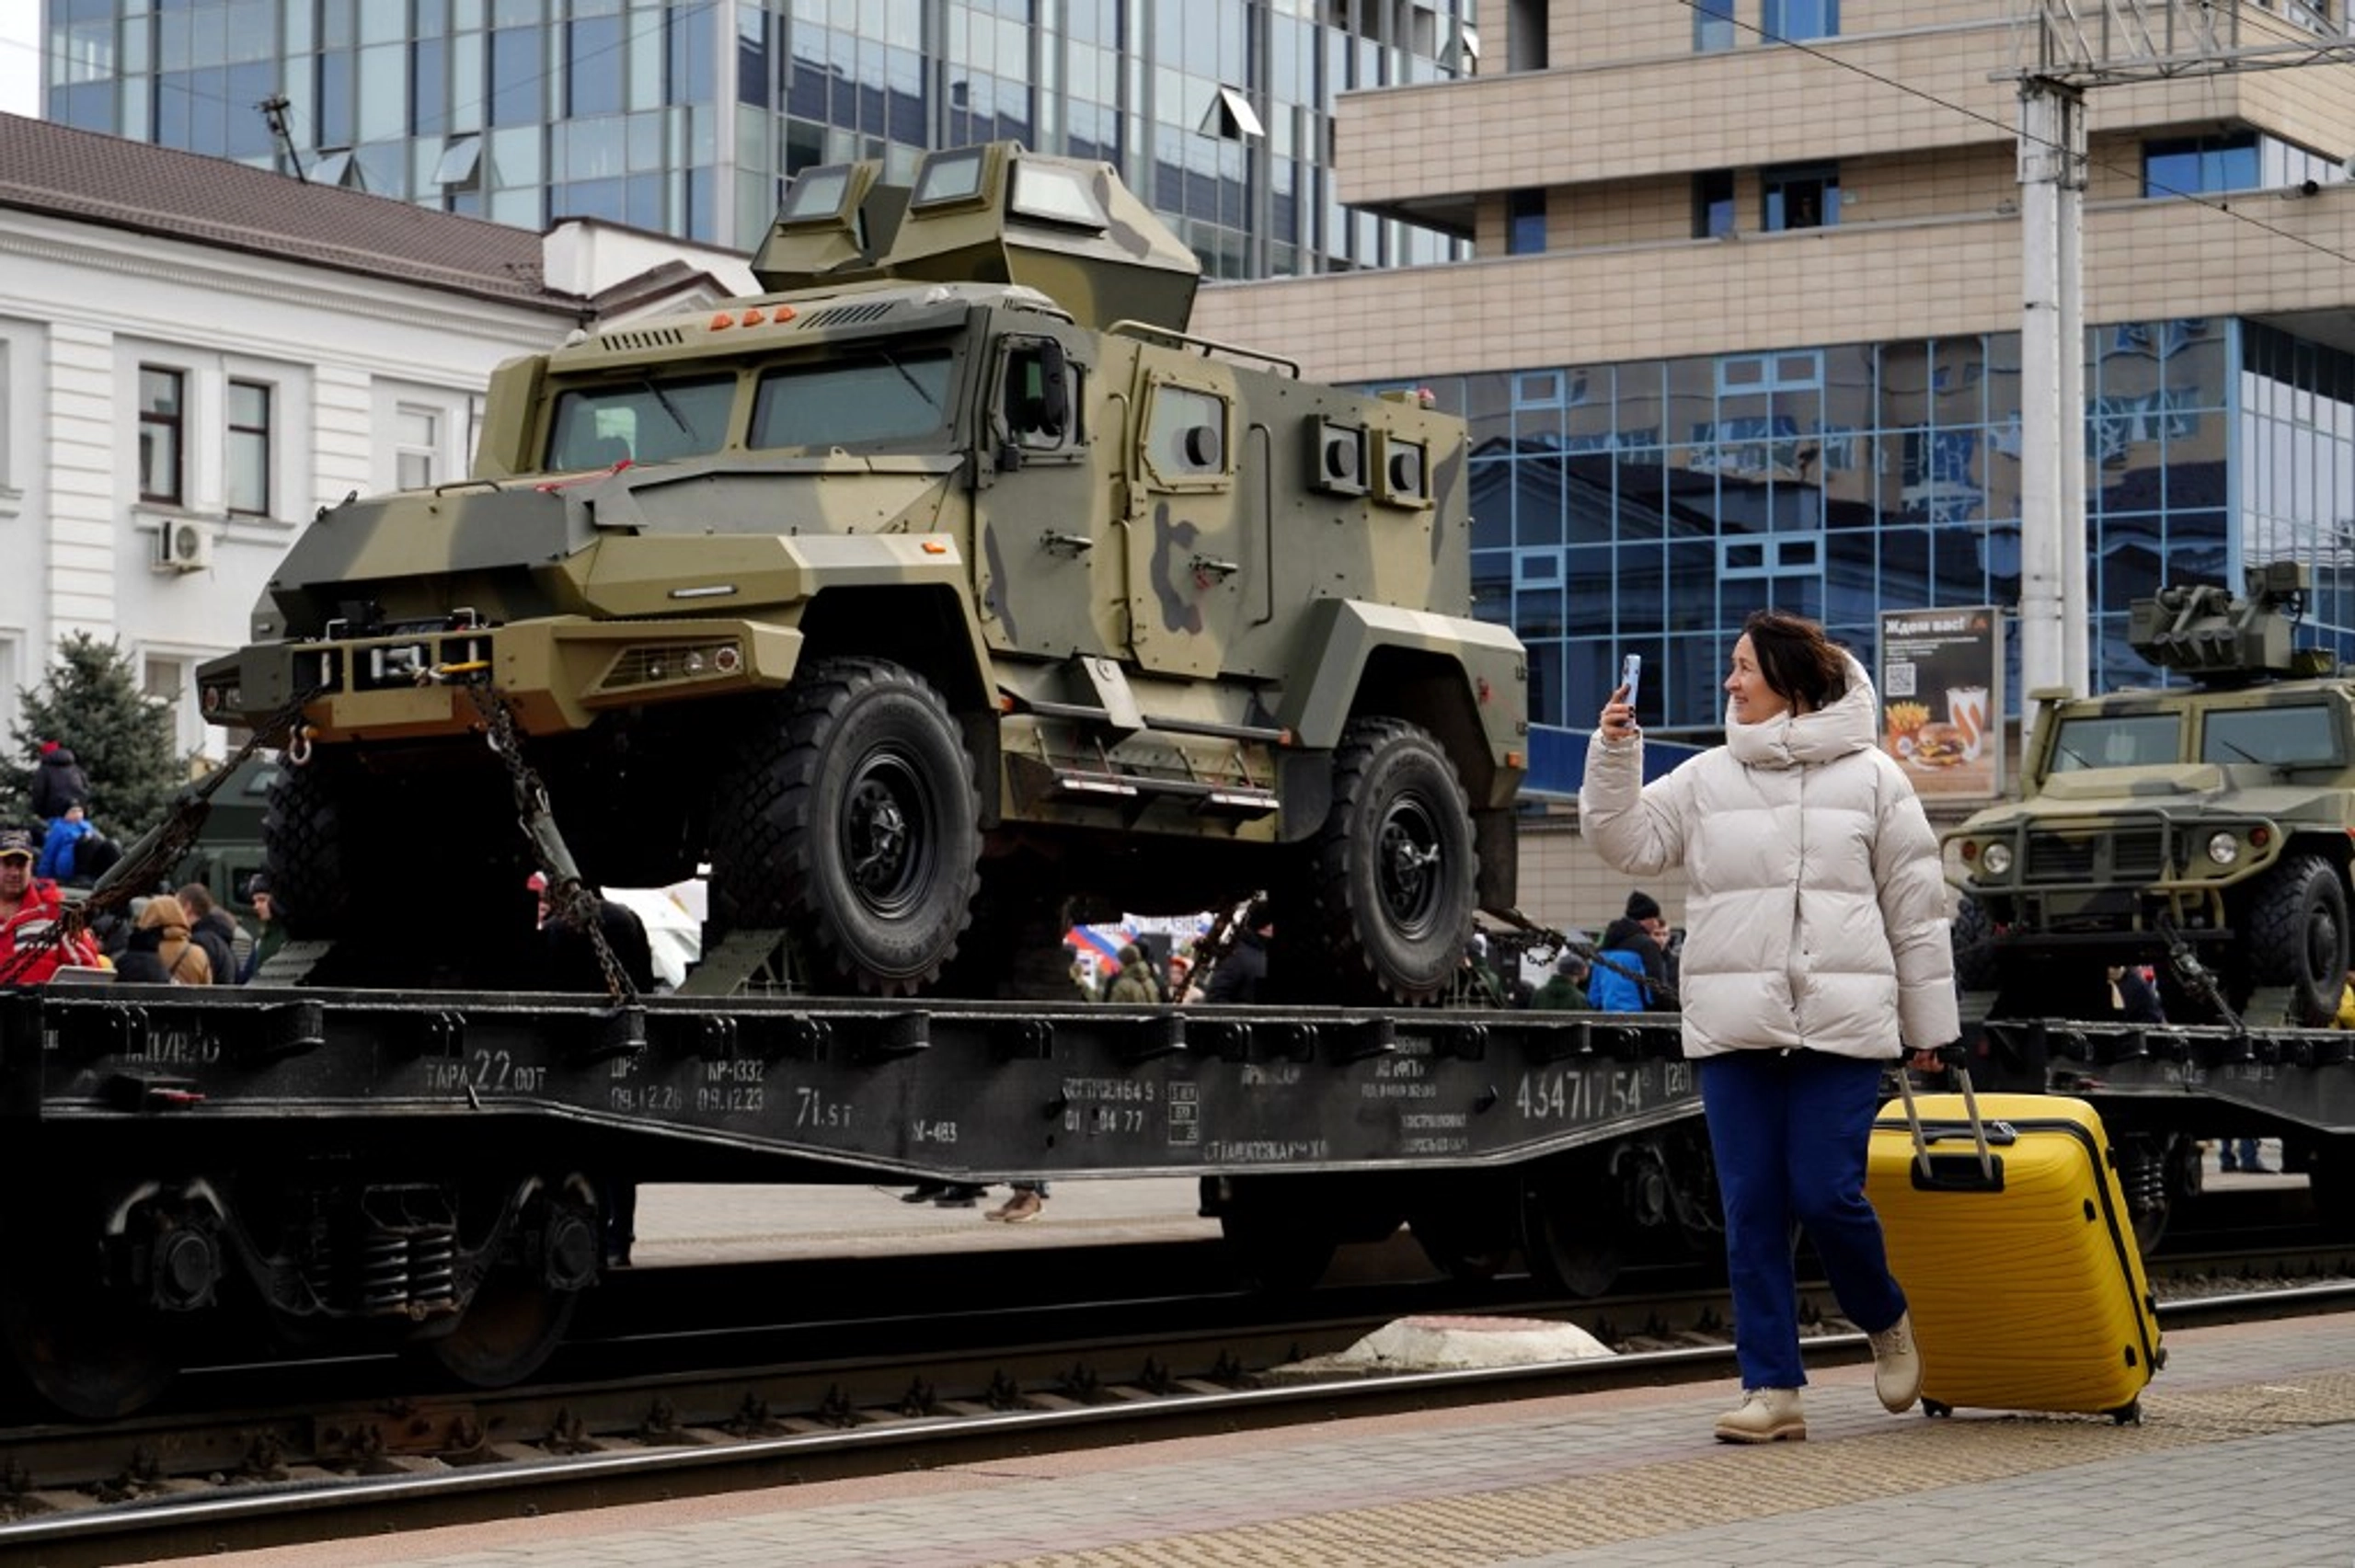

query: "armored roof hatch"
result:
(750, 143), (1200, 335)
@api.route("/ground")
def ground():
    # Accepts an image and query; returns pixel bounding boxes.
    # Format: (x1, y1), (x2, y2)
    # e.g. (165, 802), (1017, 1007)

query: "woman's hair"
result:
(1740, 610), (1849, 713)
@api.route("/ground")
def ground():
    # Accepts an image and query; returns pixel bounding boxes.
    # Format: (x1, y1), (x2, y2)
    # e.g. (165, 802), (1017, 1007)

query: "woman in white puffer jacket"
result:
(1581, 610), (1958, 1446)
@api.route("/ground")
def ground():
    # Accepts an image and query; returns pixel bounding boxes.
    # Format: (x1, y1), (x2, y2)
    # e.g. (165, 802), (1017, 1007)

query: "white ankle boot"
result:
(1868, 1310), (1922, 1413)
(1714, 1386), (1806, 1443)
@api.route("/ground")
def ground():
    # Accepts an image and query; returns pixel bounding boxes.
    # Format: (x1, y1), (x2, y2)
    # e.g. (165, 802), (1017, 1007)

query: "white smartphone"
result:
(1619, 652), (1643, 711)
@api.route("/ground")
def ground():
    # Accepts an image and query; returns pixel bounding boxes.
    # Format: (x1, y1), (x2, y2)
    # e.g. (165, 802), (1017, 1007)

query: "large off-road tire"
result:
(2243, 853), (2349, 1026)
(264, 753), (534, 987)
(260, 750), (362, 940)
(1302, 718), (1477, 1005)
(710, 658), (981, 996)
(1950, 893), (1999, 992)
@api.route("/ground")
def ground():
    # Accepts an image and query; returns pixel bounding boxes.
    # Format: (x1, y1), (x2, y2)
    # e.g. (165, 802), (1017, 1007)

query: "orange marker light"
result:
(921, 540), (948, 555)
(709, 312), (735, 329)
(741, 307), (766, 326)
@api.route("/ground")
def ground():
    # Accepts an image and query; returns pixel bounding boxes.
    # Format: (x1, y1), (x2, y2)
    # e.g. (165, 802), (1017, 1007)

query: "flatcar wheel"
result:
(0, 1273), (178, 1421)
(1521, 1185), (1623, 1298)
(1218, 1208), (1338, 1293)
(1407, 1207), (1515, 1281)
(427, 1270), (580, 1390)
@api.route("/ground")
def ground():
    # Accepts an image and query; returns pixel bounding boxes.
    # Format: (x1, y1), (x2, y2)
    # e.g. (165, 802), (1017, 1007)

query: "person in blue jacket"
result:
(36, 802), (94, 881)
(1590, 894), (1674, 1012)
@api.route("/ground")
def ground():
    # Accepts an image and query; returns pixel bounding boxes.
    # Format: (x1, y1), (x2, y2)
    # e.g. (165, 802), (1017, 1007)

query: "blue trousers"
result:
(1701, 1048), (1907, 1389)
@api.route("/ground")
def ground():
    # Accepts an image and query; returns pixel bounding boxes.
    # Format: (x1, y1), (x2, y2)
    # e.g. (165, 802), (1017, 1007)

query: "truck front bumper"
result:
(199, 617), (804, 742)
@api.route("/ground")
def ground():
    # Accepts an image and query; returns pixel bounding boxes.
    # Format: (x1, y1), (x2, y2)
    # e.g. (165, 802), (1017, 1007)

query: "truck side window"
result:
(1142, 383), (1229, 485)
(1004, 342), (1077, 451)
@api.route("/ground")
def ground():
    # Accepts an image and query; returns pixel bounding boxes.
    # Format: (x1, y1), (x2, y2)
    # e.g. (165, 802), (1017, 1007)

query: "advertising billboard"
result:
(1878, 606), (2004, 800)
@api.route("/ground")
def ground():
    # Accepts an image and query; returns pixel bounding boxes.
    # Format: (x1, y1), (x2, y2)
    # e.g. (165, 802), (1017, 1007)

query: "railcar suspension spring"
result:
(356, 1230), (411, 1315)
(409, 1230), (458, 1310)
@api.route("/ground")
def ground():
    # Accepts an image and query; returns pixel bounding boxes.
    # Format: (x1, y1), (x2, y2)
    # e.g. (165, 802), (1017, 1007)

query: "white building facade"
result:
(0, 118), (753, 763)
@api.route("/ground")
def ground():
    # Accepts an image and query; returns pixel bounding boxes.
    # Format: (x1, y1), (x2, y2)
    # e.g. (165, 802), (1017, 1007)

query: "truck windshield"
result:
(546, 374), (736, 469)
(2200, 704), (2342, 768)
(749, 349), (956, 450)
(2049, 713), (2180, 772)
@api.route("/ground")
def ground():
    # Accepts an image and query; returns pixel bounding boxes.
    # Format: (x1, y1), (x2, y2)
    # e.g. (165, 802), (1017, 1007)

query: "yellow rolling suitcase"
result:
(1867, 1071), (2165, 1423)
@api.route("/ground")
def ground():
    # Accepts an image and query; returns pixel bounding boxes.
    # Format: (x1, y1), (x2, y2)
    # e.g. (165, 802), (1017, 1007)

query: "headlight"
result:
(1981, 841), (2014, 877)
(2205, 831), (2240, 866)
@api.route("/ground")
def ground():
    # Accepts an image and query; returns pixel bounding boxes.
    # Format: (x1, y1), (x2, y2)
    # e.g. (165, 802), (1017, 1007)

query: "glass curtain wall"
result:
(49, 0), (1473, 272)
(1447, 319), (2349, 740)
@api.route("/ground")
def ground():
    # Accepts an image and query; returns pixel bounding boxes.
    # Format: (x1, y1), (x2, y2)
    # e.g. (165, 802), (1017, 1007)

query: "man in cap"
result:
(0, 827), (102, 982)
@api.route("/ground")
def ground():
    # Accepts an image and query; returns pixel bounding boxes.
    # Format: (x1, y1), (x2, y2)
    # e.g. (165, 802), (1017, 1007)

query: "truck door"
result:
(1124, 372), (1251, 678)
(971, 335), (1113, 658)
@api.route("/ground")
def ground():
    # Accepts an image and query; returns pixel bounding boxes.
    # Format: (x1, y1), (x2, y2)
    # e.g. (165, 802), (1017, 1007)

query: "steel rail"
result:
(6, 1278), (2350, 1566)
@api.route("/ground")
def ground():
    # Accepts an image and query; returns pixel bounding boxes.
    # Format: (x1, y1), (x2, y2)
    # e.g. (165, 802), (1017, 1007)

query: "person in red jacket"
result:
(0, 828), (102, 982)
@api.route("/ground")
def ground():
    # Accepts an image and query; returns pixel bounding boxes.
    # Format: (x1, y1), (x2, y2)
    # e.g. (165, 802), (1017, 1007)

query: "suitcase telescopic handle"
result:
(1895, 1049), (1995, 1185)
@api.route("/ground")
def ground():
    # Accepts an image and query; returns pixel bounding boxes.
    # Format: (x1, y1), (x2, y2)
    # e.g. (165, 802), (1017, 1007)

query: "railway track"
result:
(5, 1238), (2352, 1567)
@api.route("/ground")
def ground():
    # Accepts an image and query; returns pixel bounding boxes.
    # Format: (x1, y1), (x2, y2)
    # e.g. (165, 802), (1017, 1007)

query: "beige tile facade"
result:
(1197, 191), (2355, 384)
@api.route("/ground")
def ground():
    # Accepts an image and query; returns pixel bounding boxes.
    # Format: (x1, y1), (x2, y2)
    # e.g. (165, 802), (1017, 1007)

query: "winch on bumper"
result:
(198, 615), (803, 741)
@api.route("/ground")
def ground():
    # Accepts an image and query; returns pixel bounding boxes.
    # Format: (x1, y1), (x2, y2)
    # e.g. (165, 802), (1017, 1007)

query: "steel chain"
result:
(0, 686), (323, 986)
(461, 682), (636, 1008)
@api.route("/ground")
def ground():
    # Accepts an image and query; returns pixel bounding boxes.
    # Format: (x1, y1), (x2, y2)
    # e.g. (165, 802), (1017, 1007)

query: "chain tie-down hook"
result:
(461, 681), (638, 1008)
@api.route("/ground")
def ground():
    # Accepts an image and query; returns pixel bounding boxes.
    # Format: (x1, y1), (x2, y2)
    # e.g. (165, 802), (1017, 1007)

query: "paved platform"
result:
(175, 1310), (2355, 1567)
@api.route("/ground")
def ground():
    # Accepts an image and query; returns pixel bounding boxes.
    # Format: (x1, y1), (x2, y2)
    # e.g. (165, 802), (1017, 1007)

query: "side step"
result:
(1037, 765), (1277, 818)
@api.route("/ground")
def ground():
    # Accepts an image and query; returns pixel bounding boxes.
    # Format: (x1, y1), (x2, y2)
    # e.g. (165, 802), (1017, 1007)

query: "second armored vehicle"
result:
(1946, 564), (2351, 1024)
(199, 143), (1525, 1002)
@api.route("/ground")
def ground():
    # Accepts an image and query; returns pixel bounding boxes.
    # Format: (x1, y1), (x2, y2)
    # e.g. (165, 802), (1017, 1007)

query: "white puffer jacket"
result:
(1580, 655), (1958, 1061)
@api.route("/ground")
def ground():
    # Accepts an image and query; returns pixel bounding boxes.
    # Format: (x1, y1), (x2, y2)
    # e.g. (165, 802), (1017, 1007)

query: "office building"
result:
(40, 0), (1476, 279)
(1192, 1), (2355, 753)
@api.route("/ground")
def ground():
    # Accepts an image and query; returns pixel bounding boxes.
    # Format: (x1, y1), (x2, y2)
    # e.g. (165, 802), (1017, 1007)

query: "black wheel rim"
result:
(841, 747), (936, 918)
(1375, 793), (1445, 936)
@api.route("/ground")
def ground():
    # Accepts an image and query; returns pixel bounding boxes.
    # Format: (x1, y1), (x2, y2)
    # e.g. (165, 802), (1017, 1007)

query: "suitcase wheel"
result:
(2108, 1399), (2142, 1425)
(1922, 1398), (1952, 1419)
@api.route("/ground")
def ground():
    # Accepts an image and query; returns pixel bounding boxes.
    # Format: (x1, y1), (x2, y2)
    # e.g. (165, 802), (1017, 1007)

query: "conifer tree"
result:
(0, 634), (181, 840)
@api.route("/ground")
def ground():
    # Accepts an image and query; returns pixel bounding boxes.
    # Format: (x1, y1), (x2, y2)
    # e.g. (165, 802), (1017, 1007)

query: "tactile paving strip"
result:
(984, 1373), (2355, 1568)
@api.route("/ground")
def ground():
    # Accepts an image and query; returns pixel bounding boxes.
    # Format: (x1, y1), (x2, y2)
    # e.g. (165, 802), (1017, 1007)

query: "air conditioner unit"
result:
(155, 518), (213, 573)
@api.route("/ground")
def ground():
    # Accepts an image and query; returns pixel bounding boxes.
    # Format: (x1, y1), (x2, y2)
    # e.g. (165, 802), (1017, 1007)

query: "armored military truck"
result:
(1946, 563), (2351, 1025)
(197, 143), (1525, 1002)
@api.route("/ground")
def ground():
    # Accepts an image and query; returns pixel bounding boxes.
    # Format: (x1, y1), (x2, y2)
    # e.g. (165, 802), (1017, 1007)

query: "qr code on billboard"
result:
(1885, 664), (1917, 698)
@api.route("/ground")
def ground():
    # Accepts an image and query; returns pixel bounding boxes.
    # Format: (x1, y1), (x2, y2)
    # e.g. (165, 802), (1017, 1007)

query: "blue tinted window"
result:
(1694, 0), (1735, 50)
(1695, 170), (1735, 237)
(490, 27), (540, 125)
(669, 3), (715, 107)
(53, 80), (114, 131)
(225, 61), (277, 156)
(1765, 0), (1840, 40)
(2143, 132), (2260, 195)
(735, 6), (768, 108)
(570, 16), (624, 117)
(413, 37), (447, 135)
(1507, 189), (1545, 255)
(1763, 164), (1838, 231)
